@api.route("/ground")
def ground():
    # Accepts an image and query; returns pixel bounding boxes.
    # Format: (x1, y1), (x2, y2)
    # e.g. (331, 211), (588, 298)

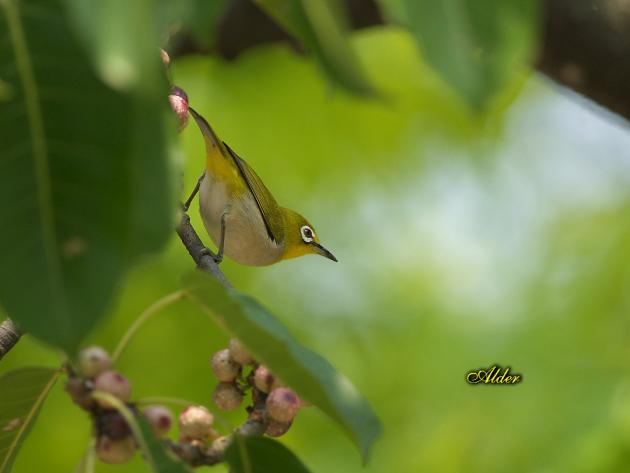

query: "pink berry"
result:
(253, 365), (274, 393)
(93, 370), (131, 407)
(142, 405), (173, 437)
(96, 436), (136, 464)
(266, 387), (300, 423)
(78, 345), (111, 378)
(210, 349), (240, 382)
(179, 405), (214, 439)
(168, 87), (188, 132)
(212, 382), (243, 411)
(229, 338), (253, 365)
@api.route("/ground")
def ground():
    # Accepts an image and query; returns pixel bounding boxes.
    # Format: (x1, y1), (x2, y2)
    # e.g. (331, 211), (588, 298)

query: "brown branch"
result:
(175, 212), (232, 290)
(0, 319), (22, 361)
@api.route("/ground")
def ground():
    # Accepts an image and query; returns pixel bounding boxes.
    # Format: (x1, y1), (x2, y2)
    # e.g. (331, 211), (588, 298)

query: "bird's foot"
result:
(199, 247), (216, 259)
(199, 247), (223, 265)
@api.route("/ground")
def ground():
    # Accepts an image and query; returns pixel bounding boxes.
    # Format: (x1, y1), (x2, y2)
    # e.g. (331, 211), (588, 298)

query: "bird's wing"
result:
(224, 143), (285, 244)
(189, 107), (284, 243)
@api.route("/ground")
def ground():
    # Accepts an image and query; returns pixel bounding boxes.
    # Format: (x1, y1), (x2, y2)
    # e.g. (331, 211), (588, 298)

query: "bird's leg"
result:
(213, 211), (228, 264)
(182, 172), (205, 212)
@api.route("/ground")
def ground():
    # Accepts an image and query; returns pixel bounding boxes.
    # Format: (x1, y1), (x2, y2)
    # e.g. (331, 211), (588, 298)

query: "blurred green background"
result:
(4, 25), (630, 472)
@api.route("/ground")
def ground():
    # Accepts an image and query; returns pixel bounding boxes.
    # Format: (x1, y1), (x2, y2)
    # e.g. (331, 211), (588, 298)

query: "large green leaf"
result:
(379, 0), (538, 108)
(0, 0), (175, 353)
(0, 367), (60, 473)
(91, 392), (192, 473)
(254, 0), (375, 96)
(183, 271), (382, 461)
(225, 436), (311, 473)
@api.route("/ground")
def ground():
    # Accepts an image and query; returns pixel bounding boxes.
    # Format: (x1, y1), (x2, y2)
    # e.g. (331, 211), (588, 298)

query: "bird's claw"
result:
(199, 247), (223, 265)
(199, 247), (214, 258)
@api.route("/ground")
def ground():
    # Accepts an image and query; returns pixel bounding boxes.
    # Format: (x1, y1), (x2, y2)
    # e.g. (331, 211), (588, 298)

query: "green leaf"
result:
(0, 0), (175, 353)
(379, 0), (539, 108)
(225, 436), (311, 473)
(91, 392), (192, 473)
(0, 367), (60, 473)
(254, 0), (375, 96)
(182, 271), (382, 461)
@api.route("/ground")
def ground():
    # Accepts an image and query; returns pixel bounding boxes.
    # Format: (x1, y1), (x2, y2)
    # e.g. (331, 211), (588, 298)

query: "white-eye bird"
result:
(187, 108), (337, 266)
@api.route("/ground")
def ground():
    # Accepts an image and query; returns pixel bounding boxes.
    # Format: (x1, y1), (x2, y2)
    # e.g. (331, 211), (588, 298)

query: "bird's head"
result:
(280, 208), (337, 262)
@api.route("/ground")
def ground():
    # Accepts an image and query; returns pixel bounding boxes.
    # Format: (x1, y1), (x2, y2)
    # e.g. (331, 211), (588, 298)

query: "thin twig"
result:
(111, 290), (185, 362)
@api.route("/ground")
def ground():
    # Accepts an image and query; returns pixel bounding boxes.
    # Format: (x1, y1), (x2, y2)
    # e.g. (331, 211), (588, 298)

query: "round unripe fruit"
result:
(265, 419), (292, 437)
(143, 405), (173, 437)
(211, 349), (240, 382)
(212, 382), (243, 411)
(93, 371), (131, 407)
(229, 338), (254, 365)
(96, 436), (136, 464)
(253, 365), (274, 393)
(179, 405), (214, 439)
(168, 87), (188, 131)
(266, 387), (300, 423)
(78, 346), (111, 378)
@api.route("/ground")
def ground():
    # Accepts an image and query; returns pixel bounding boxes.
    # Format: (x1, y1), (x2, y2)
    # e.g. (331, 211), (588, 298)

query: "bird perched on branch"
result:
(186, 107), (337, 266)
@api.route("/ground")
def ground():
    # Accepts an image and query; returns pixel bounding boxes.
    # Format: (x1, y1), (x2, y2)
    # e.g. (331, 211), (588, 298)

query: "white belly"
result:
(198, 172), (284, 266)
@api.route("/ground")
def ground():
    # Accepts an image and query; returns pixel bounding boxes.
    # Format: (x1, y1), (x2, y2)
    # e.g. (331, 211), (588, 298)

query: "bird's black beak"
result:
(312, 242), (338, 262)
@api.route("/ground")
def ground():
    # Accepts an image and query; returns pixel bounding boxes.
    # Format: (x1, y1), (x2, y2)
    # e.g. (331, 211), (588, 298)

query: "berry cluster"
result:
(210, 339), (306, 437)
(64, 341), (308, 467)
(65, 346), (175, 464)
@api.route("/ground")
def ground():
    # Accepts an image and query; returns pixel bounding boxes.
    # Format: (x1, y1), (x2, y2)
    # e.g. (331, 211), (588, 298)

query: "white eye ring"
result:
(300, 225), (314, 243)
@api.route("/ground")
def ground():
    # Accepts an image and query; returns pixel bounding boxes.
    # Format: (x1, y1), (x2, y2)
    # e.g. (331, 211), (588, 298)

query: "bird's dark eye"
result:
(300, 225), (314, 243)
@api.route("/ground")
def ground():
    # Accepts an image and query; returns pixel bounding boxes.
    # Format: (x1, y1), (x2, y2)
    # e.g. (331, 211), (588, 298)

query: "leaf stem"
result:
(112, 290), (184, 362)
